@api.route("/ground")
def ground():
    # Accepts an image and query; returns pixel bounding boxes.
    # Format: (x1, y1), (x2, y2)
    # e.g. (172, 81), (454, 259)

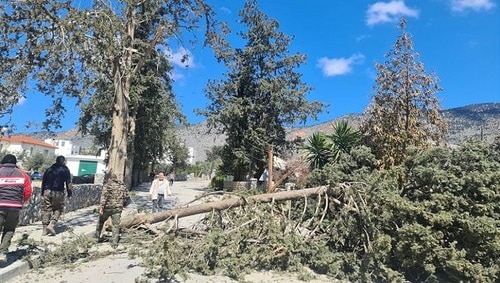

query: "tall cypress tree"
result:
(200, 0), (324, 181)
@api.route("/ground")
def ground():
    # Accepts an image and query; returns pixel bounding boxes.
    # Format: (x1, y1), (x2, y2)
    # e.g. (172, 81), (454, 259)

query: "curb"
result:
(0, 257), (30, 283)
(0, 230), (97, 283)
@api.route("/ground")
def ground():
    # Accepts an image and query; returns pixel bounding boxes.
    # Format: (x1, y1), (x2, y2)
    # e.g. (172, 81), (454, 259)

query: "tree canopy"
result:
(360, 18), (447, 168)
(199, 0), (324, 181)
(0, 0), (217, 183)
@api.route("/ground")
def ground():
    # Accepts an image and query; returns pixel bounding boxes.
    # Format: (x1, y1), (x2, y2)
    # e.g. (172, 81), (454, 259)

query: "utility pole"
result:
(267, 145), (273, 193)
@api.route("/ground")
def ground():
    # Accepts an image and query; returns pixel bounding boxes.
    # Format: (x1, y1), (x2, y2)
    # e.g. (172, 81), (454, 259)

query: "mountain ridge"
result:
(178, 102), (499, 162)
(20, 102), (500, 163)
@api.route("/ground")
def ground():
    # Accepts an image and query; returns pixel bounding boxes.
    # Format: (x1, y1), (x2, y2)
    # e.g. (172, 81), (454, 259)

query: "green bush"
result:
(135, 138), (499, 282)
(308, 138), (500, 282)
(209, 175), (225, 191)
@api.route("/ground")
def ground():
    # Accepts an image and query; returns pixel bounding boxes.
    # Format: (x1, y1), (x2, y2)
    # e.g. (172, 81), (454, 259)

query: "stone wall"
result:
(19, 184), (103, 226)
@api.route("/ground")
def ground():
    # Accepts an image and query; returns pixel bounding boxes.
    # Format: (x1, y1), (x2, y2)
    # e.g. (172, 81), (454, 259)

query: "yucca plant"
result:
(303, 121), (360, 169)
(302, 132), (332, 169)
(326, 120), (361, 162)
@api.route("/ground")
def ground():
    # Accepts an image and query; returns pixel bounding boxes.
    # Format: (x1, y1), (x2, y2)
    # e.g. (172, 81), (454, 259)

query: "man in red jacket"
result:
(0, 154), (32, 263)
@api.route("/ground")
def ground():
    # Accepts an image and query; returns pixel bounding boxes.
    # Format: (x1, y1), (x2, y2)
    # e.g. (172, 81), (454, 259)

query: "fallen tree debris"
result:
(120, 186), (355, 228)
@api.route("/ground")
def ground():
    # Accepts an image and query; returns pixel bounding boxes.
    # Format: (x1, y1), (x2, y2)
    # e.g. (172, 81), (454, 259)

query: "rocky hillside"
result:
(178, 103), (499, 162)
(441, 103), (499, 143)
(23, 103), (499, 163)
(176, 121), (226, 163)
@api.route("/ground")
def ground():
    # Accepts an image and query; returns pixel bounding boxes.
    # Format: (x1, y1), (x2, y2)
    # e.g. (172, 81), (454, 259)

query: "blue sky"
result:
(8, 0), (500, 132)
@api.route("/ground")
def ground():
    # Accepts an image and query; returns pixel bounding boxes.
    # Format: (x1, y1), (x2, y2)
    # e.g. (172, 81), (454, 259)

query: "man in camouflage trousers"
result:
(41, 155), (72, 236)
(95, 172), (129, 248)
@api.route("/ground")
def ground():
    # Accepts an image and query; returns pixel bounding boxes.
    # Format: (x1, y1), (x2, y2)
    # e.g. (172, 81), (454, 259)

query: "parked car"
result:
(72, 174), (95, 184)
(31, 171), (42, 180)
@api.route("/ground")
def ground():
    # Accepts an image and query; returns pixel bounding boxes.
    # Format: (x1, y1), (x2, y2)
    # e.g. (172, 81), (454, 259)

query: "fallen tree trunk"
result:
(120, 186), (339, 228)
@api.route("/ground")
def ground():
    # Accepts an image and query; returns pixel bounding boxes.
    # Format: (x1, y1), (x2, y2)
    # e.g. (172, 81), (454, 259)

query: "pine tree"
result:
(200, 0), (324, 180)
(361, 18), (447, 168)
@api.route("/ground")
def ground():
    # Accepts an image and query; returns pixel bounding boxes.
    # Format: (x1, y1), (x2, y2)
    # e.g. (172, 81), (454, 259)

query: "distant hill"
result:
(24, 128), (96, 154)
(177, 103), (499, 162)
(20, 103), (500, 163)
(284, 103), (499, 145)
(441, 103), (499, 143)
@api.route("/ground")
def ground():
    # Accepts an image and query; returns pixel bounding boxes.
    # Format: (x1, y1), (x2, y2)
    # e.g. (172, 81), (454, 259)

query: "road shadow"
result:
(61, 210), (99, 228)
(132, 185), (151, 193)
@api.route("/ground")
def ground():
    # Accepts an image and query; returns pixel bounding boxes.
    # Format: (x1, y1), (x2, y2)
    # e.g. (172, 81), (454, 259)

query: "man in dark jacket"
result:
(41, 155), (72, 236)
(0, 154), (32, 263)
(95, 171), (129, 248)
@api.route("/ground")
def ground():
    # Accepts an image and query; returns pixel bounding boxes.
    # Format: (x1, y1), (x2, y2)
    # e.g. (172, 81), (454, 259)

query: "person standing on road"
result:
(0, 154), (32, 263)
(41, 155), (73, 236)
(168, 171), (175, 187)
(149, 171), (156, 184)
(149, 172), (171, 213)
(95, 171), (129, 248)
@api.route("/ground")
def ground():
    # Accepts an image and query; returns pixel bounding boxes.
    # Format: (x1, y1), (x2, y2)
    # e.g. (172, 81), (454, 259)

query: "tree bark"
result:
(124, 110), (136, 188)
(120, 186), (339, 228)
(108, 5), (136, 182)
(108, 66), (129, 181)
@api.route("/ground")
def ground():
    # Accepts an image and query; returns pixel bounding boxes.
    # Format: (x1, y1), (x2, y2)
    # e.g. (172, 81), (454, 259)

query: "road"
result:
(11, 179), (331, 283)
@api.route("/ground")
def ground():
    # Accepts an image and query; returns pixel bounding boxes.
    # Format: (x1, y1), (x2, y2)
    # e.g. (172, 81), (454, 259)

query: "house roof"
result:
(0, 135), (58, 149)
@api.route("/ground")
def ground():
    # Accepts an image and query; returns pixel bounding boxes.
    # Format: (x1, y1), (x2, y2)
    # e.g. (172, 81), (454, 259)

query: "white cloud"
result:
(317, 54), (365, 77)
(356, 34), (371, 42)
(16, 96), (26, 106)
(165, 47), (196, 68)
(451, 0), (495, 12)
(366, 1), (419, 26)
(220, 6), (231, 14)
(168, 72), (185, 82)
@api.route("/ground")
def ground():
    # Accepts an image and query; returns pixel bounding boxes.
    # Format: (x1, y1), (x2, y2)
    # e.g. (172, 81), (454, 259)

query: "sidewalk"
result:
(0, 179), (211, 282)
(0, 205), (99, 282)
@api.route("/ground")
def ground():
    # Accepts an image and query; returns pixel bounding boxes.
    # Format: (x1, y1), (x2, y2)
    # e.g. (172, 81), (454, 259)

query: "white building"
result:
(0, 135), (57, 157)
(65, 150), (107, 178)
(44, 138), (80, 156)
(187, 147), (195, 164)
(45, 138), (107, 179)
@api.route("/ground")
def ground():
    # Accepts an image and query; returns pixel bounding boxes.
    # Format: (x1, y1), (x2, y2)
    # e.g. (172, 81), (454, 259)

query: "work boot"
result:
(42, 225), (48, 236)
(46, 223), (56, 236)
(94, 230), (103, 243)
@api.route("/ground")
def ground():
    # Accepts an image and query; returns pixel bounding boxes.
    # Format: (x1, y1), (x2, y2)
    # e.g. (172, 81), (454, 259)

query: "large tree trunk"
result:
(108, 6), (136, 182)
(108, 68), (129, 181)
(120, 186), (347, 228)
(124, 110), (136, 188)
(131, 162), (139, 187)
